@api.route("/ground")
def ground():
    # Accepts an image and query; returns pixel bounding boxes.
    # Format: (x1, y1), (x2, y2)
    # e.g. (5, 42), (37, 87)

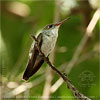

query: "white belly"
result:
(41, 34), (58, 57)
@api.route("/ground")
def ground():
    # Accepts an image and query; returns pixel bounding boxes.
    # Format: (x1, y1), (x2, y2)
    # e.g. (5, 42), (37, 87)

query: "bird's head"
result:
(43, 17), (70, 34)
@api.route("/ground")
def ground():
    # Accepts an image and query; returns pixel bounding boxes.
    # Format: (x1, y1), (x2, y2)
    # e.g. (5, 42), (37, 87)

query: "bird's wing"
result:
(23, 33), (44, 81)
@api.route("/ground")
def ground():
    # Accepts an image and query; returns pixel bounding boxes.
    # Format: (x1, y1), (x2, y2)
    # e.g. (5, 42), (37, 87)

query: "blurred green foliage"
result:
(0, 0), (99, 100)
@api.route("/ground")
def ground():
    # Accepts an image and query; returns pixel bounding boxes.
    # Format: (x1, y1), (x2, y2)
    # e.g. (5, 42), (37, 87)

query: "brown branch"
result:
(51, 8), (100, 93)
(5, 49), (98, 98)
(42, 1), (61, 99)
(31, 35), (91, 100)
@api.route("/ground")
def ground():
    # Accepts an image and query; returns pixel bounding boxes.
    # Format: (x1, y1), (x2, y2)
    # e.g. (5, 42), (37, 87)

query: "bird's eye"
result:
(48, 25), (52, 28)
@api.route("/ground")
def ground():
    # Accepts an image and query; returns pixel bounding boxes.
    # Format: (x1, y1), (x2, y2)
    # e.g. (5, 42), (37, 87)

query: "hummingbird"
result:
(23, 17), (70, 81)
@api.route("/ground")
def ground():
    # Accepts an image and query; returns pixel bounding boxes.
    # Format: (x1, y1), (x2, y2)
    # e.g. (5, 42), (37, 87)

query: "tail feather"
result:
(23, 55), (44, 81)
(29, 58), (44, 78)
(23, 46), (38, 80)
(23, 33), (43, 81)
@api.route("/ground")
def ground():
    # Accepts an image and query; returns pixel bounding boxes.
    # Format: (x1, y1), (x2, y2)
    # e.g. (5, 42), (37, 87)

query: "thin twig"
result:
(51, 8), (100, 93)
(42, 0), (61, 99)
(77, 51), (99, 64)
(31, 35), (91, 100)
(5, 49), (98, 98)
(4, 75), (45, 98)
(65, 8), (100, 74)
